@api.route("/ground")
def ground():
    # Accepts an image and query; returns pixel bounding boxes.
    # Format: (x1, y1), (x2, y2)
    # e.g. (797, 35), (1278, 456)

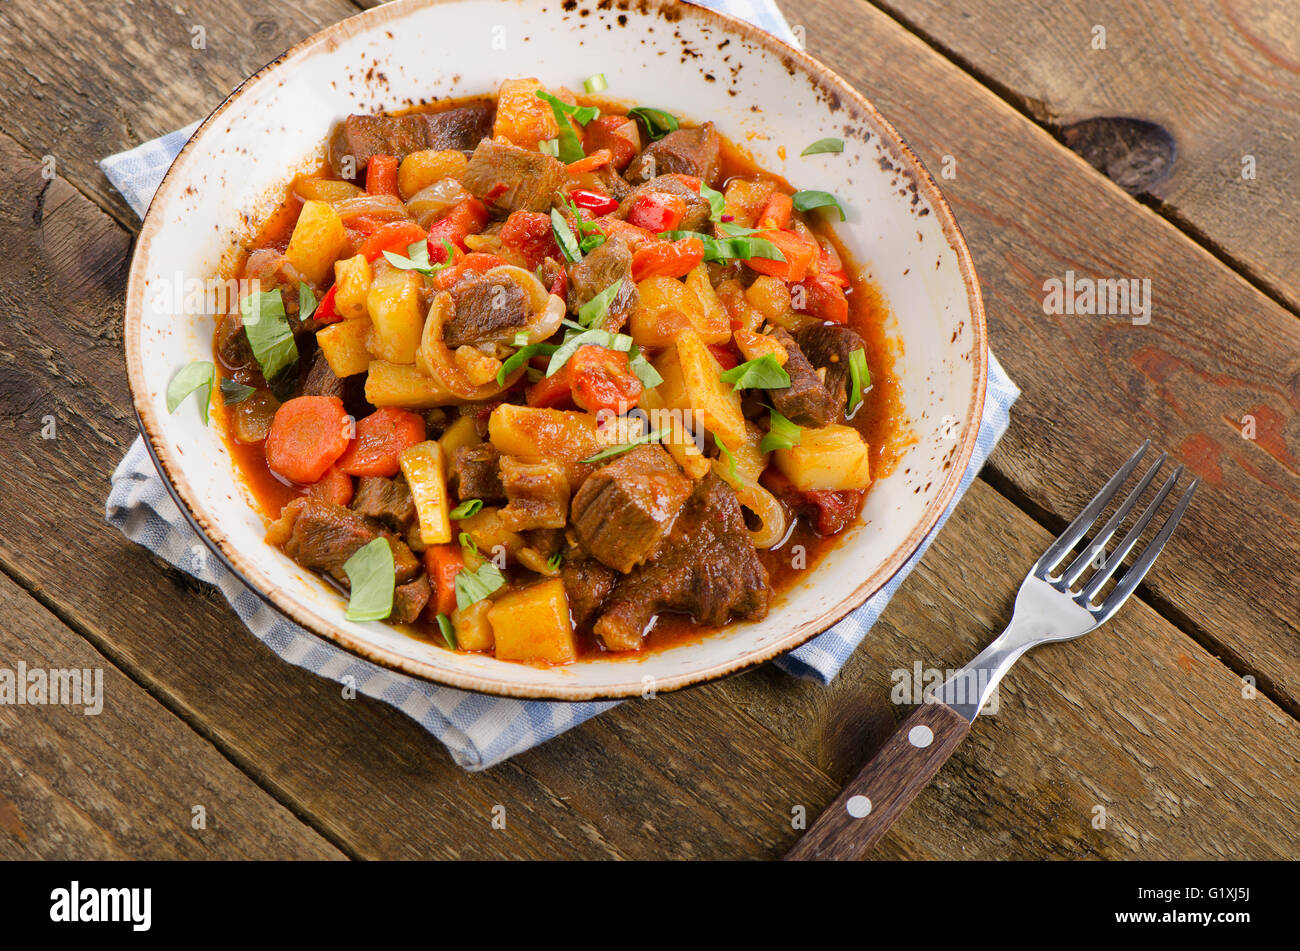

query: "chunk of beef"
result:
(216, 310), (254, 372)
(583, 163), (634, 202)
(302, 349), (345, 400)
(565, 236), (639, 332)
(625, 123), (721, 188)
(594, 475), (770, 650)
(616, 174), (713, 232)
(499, 457), (570, 531)
(390, 574), (431, 624)
(796, 324), (867, 413)
(452, 443), (505, 503)
(327, 102), (495, 176)
(351, 475), (417, 531)
(460, 138), (567, 215)
(561, 557), (618, 630)
(570, 444), (693, 574)
(443, 273), (532, 350)
(768, 328), (840, 427)
(274, 498), (419, 585)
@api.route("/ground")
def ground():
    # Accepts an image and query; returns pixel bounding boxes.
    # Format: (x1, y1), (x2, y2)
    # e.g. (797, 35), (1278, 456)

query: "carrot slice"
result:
(304, 464), (354, 506)
(423, 543), (465, 617)
(365, 154), (400, 197)
(335, 407), (428, 478)
(566, 149), (612, 175)
(264, 396), (352, 485)
(757, 192), (793, 230)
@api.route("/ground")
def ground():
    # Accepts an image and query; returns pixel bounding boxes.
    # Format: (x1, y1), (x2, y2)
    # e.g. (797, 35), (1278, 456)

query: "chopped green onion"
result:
(454, 562), (506, 611)
(435, 612), (458, 649)
(539, 138), (560, 157)
(627, 106), (679, 141)
(449, 499), (483, 520)
(760, 407), (802, 453)
(792, 190), (847, 220)
(801, 137), (845, 156)
(578, 278), (626, 328)
(699, 181), (726, 220)
(513, 329), (532, 347)
(298, 281), (318, 321)
(584, 73), (608, 94)
(239, 290), (299, 387)
(497, 342), (559, 385)
(718, 353), (791, 391)
(219, 377), (256, 405)
(546, 551), (564, 571)
(661, 230), (786, 264)
(847, 347), (870, 413)
(341, 538), (395, 622)
(714, 437), (739, 480)
(550, 208), (582, 262)
(628, 351), (663, 389)
(458, 531), (478, 555)
(580, 428), (669, 464)
(166, 361), (215, 425)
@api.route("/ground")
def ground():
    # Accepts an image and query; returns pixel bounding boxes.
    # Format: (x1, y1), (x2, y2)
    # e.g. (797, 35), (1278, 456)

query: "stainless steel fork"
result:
(786, 441), (1198, 861)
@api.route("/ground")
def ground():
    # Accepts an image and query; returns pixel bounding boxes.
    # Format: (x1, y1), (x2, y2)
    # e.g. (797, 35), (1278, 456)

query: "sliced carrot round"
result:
(265, 396), (352, 485)
(336, 407), (427, 478)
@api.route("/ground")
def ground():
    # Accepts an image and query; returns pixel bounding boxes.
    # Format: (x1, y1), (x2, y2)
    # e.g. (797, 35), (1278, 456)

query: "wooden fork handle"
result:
(785, 703), (971, 860)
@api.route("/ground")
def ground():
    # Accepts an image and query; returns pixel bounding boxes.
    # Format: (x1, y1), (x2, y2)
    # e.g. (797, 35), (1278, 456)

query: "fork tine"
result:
(1059, 452), (1166, 587)
(1036, 439), (1150, 575)
(1100, 477), (1200, 612)
(1080, 465), (1182, 602)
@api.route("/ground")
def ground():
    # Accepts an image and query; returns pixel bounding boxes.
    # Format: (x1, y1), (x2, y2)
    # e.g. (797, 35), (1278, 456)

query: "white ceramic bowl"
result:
(126, 0), (986, 699)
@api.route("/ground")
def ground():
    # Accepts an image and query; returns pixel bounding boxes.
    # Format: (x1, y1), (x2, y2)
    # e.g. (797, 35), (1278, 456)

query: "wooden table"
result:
(0, 0), (1296, 860)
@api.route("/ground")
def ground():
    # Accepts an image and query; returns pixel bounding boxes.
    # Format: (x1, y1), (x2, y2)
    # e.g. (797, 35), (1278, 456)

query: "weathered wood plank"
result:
(783, 0), (1300, 712)
(0, 570), (344, 860)
(864, 0), (1300, 311)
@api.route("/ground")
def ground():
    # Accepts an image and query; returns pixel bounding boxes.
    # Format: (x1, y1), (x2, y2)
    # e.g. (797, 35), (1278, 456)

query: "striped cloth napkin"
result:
(102, 0), (1020, 770)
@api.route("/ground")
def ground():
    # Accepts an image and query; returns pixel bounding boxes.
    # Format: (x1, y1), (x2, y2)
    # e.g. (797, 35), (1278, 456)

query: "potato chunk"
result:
(488, 579), (578, 664)
(332, 254), (373, 321)
(451, 600), (494, 652)
(773, 424), (872, 491)
(316, 319), (372, 378)
(366, 268), (424, 364)
(652, 328), (747, 451)
(399, 441), (452, 545)
(285, 200), (349, 286)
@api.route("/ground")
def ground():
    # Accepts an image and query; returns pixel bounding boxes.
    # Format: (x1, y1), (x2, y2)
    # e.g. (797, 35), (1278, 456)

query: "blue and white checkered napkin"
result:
(102, 0), (1020, 770)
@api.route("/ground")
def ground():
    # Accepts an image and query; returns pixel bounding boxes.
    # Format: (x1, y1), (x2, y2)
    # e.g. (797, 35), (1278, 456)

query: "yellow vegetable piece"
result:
(722, 178), (776, 229)
(364, 361), (460, 408)
(437, 416), (481, 475)
(630, 275), (729, 350)
(488, 579), (578, 665)
(652, 328), (748, 452)
(493, 78), (568, 150)
(451, 600), (494, 652)
(365, 267), (424, 364)
(332, 254), (373, 321)
(773, 423), (873, 491)
(458, 507), (524, 562)
(399, 441), (452, 545)
(284, 200), (349, 286)
(397, 149), (470, 200)
(640, 387), (710, 479)
(488, 404), (603, 484)
(734, 327), (788, 365)
(316, 319), (373, 378)
(293, 177), (363, 204)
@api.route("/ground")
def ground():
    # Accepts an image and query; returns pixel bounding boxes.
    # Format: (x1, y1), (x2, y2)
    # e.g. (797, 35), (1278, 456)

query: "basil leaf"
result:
(580, 428), (668, 464)
(699, 181), (726, 220)
(584, 73), (608, 94)
(342, 538), (395, 622)
(715, 221), (763, 237)
(384, 239), (455, 276)
(497, 342), (558, 385)
(792, 190), (847, 221)
(719, 353), (791, 391)
(454, 561), (506, 611)
(435, 612), (458, 649)
(715, 437), (739, 480)
(801, 137), (845, 156)
(166, 361), (215, 425)
(219, 377), (256, 405)
(449, 498), (484, 519)
(578, 277), (625, 328)
(628, 351), (663, 389)
(627, 106), (679, 141)
(535, 90), (594, 163)
(760, 407), (802, 453)
(546, 327), (634, 377)
(239, 290), (299, 385)
(847, 347), (871, 413)
(661, 230), (786, 264)
(298, 281), (318, 321)
(551, 208), (582, 262)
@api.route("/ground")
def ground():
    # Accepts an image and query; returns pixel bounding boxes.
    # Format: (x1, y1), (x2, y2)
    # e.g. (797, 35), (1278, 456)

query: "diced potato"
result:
(630, 275), (729, 349)
(685, 265), (730, 339)
(293, 177), (363, 204)
(365, 268), (424, 364)
(458, 507), (525, 562)
(641, 387), (710, 479)
(734, 327), (788, 365)
(399, 441), (452, 544)
(316, 319), (373, 378)
(747, 275), (817, 332)
(285, 200), (349, 286)
(493, 78), (570, 150)
(454, 345), (503, 387)
(398, 149), (470, 199)
(488, 579), (578, 665)
(437, 415), (481, 475)
(451, 600), (494, 652)
(714, 278), (764, 332)
(333, 254), (373, 321)
(653, 329), (748, 451)
(488, 404), (603, 482)
(365, 361), (460, 408)
(722, 178), (776, 229)
(774, 423), (872, 491)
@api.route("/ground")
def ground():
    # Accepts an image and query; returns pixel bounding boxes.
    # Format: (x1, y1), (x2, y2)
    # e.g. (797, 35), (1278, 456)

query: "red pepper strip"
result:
(358, 221), (428, 262)
(313, 285), (342, 324)
(569, 188), (619, 216)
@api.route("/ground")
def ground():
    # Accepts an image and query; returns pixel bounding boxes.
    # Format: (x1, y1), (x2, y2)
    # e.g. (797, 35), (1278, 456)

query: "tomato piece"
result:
(335, 407), (427, 478)
(304, 464), (354, 506)
(526, 366), (576, 409)
(567, 345), (643, 415)
(423, 543), (465, 619)
(264, 396), (352, 485)
(760, 468), (863, 535)
(499, 210), (562, 270)
(312, 284), (342, 324)
(669, 174), (702, 193)
(365, 154), (399, 197)
(630, 236), (705, 282)
(626, 192), (688, 233)
(427, 196), (490, 254)
(707, 343), (741, 371)
(357, 221), (428, 262)
(797, 272), (850, 324)
(756, 192), (793, 230)
(569, 188), (619, 216)
(747, 229), (819, 282)
(583, 115), (640, 170)
(433, 252), (509, 291)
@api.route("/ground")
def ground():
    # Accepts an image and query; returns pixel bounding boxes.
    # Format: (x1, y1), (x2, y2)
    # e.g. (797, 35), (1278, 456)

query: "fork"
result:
(785, 440), (1198, 860)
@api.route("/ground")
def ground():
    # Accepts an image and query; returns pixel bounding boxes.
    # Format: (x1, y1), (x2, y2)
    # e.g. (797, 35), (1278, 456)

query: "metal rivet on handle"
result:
(845, 795), (872, 818)
(908, 725), (934, 748)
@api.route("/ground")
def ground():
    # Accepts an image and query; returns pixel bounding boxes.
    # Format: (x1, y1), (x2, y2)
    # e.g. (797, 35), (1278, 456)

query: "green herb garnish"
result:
(535, 90), (598, 163)
(166, 361), (216, 425)
(847, 347), (870, 413)
(239, 289), (299, 386)
(539, 138), (560, 157)
(550, 207), (583, 262)
(298, 281), (318, 321)
(578, 277), (625, 328)
(791, 190), (847, 221)
(760, 407), (802, 453)
(219, 377), (256, 405)
(435, 612), (458, 649)
(546, 324), (634, 377)
(718, 354), (791, 392)
(342, 538), (395, 622)
(449, 499), (484, 520)
(661, 230), (786, 264)
(700, 181), (726, 220)
(458, 531), (478, 555)
(580, 428), (669, 464)
(546, 552), (564, 571)
(496, 342), (559, 385)
(801, 137), (845, 156)
(715, 437), (739, 480)
(383, 239), (456, 275)
(628, 351), (663, 389)
(584, 74), (608, 94)
(627, 106), (679, 141)
(454, 561), (506, 611)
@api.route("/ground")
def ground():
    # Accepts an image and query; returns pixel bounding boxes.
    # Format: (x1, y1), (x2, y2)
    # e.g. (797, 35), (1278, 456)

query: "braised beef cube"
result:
(796, 324), (867, 413)
(594, 475), (770, 650)
(216, 310), (254, 372)
(303, 349), (345, 400)
(389, 539), (421, 584)
(275, 498), (419, 586)
(566, 236), (639, 332)
(327, 102), (494, 176)
(768, 328), (840, 427)
(443, 274), (532, 350)
(351, 475), (417, 531)
(390, 574), (431, 624)
(586, 163), (634, 201)
(460, 138), (567, 215)
(452, 443), (505, 503)
(499, 457), (570, 532)
(616, 174), (713, 232)
(625, 123), (721, 188)
(420, 101), (496, 151)
(561, 557), (618, 630)
(570, 444), (693, 574)
(523, 528), (566, 559)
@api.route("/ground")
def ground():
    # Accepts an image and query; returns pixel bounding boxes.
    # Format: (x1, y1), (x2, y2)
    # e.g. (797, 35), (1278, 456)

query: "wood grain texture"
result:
(783, 0), (1300, 712)
(867, 0), (1300, 311)
(0, 570), (343, 860)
